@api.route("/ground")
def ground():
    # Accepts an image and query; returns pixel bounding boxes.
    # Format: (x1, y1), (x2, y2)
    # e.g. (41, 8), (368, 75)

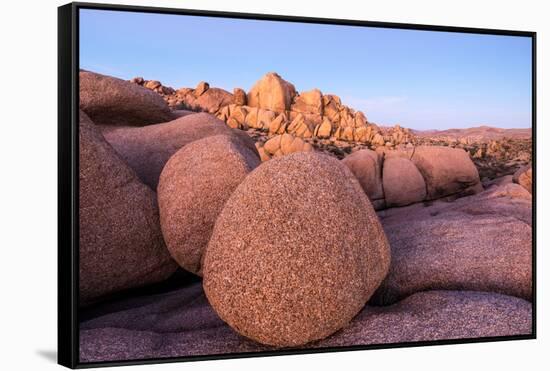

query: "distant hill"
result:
(412, 125), (532, 140)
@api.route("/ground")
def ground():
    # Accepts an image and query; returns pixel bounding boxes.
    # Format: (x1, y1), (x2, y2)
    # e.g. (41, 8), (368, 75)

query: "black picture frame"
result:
(58, 2), (537, 368)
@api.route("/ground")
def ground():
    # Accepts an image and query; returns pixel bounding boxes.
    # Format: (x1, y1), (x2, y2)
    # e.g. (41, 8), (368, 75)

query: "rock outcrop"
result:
(373, 183), (532, 305)
(411, 146), (482, 199)
(203, 152), (390, 347)
(78, 110), (177, 305)
(79, 282), (532, 362)
(247, 72), (297, 113)
(81, 71), (173, 126)
(158, 135), (261, 275)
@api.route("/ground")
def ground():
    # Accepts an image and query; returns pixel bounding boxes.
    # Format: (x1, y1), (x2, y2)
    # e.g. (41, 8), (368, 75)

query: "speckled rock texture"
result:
(372, 183), (532, 305)
(158, 135), (261, 275)
(203, 152), (391, 347)
(341, 149), (385, 208)
(79, 283), (532, 362)
(78, 110), (177, 306)
(102, 113), (259, 189)
(79, 70), (173, 126)
(382, 157), (427, 207)
(410, 145), (481, 200)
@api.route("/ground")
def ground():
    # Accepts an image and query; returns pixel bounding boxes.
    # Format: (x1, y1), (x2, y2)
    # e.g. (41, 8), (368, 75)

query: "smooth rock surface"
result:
(382, 157), (427, 207)
(203, 152), (390, 347)
(410, 146), (481, 199)
(80, 70), (173, 126)
(79, 283), (532, 362)
(102, 113), (258, 189)
(373, 184), (532, 305)
(158, 135), (261, 275)
(342, 149), (385, 204)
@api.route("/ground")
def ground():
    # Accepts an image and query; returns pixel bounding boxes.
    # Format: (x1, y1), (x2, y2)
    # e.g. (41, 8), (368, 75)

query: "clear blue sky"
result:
(80, 9), (532, 130)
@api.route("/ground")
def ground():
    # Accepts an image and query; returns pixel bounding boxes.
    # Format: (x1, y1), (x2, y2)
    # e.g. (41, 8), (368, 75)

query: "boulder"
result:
(317, 117), (333, 138)
(341, 149), (384, 204)
(354, 111), (367, 127)
(102, 113), (259, 189)
(373, 184), (532, 305)
(513, 165), (532, 193)
(371, 133), (385, 146)
(233, 88), (247, 105)
(79, 70), (173, 126)
(228, 104), (247, 125)
(144, 80), (161, 90)
(158, 135), (261, 275)
(411, 146), (481, 200)
(291, 89), (323, 115)
(382, 157), (427, 207)
(323, 94), (342, 123)
(194, 81), (209, 97)
(287, 113), (314, 138)
(194, 87), (234, 113)
(78, 110), (177, 305)
(257, 145), (271, 162)
(257, 109), (277, 130)
(262, 134), (313, 157)
(203, 152), (390, 347)
(247, 72), (297, 113)
(268, 113), (288, 135)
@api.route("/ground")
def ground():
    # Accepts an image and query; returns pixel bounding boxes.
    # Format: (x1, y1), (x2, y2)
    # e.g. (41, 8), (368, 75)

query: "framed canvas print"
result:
(58, 2), (536, 368)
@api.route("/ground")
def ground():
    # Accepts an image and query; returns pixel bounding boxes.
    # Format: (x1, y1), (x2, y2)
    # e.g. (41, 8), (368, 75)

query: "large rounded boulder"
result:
(80, 70), (173, 126)
(341, 149), (385, 209)
(382, 157), (427, 207)
(78, 110), (177, 305)
(203, 152), (391, 347)
(410, 145), (481, 199)
(158, 135), (261, 275)
(102, 113), (259, 189)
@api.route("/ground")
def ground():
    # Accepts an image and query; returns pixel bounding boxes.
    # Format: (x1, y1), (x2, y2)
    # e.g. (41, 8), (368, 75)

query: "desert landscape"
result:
(77, 69), (533, 362)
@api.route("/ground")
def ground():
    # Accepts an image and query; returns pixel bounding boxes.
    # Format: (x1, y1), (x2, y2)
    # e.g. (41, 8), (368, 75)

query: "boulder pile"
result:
(78, 69), (532, 358)
(132, 72), (414, 148)
(343, 146), (482, 209)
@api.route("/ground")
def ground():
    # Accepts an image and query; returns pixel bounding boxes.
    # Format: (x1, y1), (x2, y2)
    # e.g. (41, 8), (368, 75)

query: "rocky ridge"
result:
(131, 73), (531, 183)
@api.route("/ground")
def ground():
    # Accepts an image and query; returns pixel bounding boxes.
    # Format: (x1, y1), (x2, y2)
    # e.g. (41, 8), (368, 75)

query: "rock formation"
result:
(373, 182), (532, 305)
(203, 152), (390, 347)
(78, 110), (177, 305)
(81, 70), (173, 126)
(102, 113), (259, 189)
(79, 282), (531, 362)
(77, 69), (532, 357)
(157, 135), (261, 275)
